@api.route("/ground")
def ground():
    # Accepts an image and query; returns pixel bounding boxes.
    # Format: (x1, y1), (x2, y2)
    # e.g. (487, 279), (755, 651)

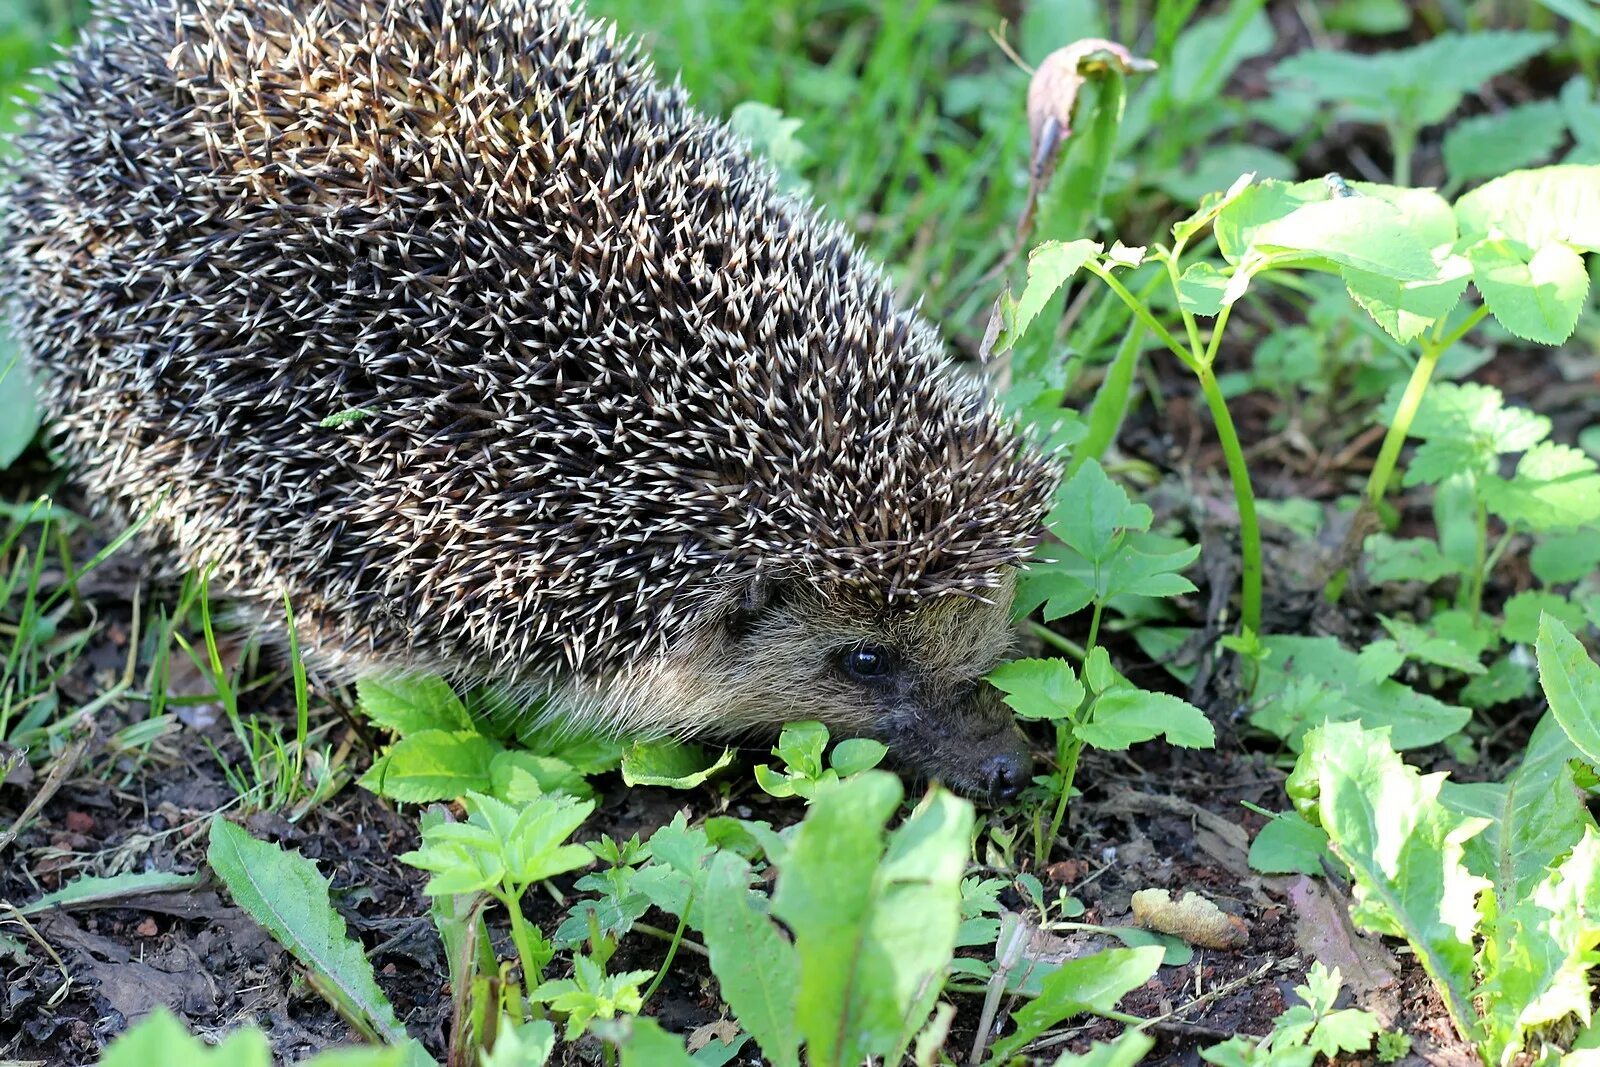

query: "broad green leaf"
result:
(1078, 688), (1214, 750)
(1252, 636), (1471, 750)
(620, 739), (733, 788)
(996, 241), (1102, 353)
(988, 658), (1087, 722)
(772, 775), (972, 1067)
(1296, 723), (1490, 1039)
(18, 870), (203, 915)
(480, 1018), (555, 1067)
(1501, 591), (1588, 647)
(1476, 829), (1600, 1063)
(1531, 532), (1600, 585)
(1101, 542), (1201, 601)
(702, 852), (800, 1067)
(0, 341), (40, 470)
(1177, 261), (1230, 316)
(207, 819), (409, 1044)
(1482, 443), (1600, 531)
(1444, 714), (1593, 902)
(985, 946), (1165, 1063)
(830, 738), (888, 776)
(1561, 76), (1600, 162)
(1343, 254), (1472, 343)
(357, 674), (472, 734)
(97, 1010), (272, 1067)
(1363, 534), (1464, 584)
(1046, 460), (1151, 564)
(1459, 657), (1535, 710)
(1465, 237), (1589, 345)
(489, 749), (592, 801)
(1443, 101), (1566, 185)
(598, 1016), (700, 1066)
(1247, 812), (1335, 877)
(1537, 614), (1600, 765)
(1454, 164), (1600, 253)
(1271, 32), (1554, 128)
(1377, 615), (1487, 676)
(1249, 198), (1438, 280)
(1214, 179), (1328, 261)
(359, 729), (497, 802)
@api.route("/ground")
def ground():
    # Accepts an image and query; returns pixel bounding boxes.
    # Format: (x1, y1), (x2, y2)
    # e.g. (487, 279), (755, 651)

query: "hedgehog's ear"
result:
(725, 574), (783, 639)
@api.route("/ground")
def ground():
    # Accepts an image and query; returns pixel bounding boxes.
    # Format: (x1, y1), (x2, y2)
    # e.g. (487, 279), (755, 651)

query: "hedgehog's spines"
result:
(1, 0), (1060, 694)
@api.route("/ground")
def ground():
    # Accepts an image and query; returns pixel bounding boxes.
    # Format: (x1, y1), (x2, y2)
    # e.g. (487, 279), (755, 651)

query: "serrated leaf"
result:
(988, 658), (1087, 722)
(1502, 591), (1588, 647)
(620, 739), (733, 788)
(1466, 237), (1589, 345)
(1249, 197), (1439, 280)
(1296, 723), (1490, 1040)
(1444, 714), (1593, 902)
(1482, 442), (1600, 531)
(207, 819), (409, 1044)
(1343, 255), (1472, 342)
(1362, 534), (1464, 584)
(1101, 542), (1201, 601)
(1177, 261), (1229, 316)
(358, 674), (472, 735)
(984, 947), (1165, 1063)
(995, 240), (1101, 353)
(1443, 101), (1567, 185)
(1253, 636), (1471, 750)
(1531, 532), (1600, 585)
(1046, 460), (1151, 564)
(1537, 614), (1600, 766)
(1454, 164), (1600, 253)
(702, 852), (800, 1067)
(359, 730), (497, 802)
(1078, 688), (1214, 750)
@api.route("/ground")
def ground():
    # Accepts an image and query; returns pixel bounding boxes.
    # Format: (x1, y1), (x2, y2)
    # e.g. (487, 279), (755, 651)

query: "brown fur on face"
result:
(583, 572), (1035, 798)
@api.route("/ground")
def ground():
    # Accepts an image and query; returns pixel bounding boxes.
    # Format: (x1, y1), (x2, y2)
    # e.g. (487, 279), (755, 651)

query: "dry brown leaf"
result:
(1131, 888), (1250, 950)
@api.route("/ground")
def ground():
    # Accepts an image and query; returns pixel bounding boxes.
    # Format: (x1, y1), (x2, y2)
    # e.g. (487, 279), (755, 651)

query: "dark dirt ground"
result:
(2, 340), (1547, 1065)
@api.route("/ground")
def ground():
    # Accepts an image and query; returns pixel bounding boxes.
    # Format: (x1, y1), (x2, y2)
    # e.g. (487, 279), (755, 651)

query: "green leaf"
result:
(771, 775), (973, 1067)
(489, 749), (593, 801)
(985, 946), (1165, 1063)
(1295, 723), (1490, 1040)
(18, 870), (203, 915)
(829, 738), (887, 776)
(599, 1016), (699, 1067)
(1537, 614), (1600, 765)
(1172, 171), (1257, 246)
(620, 739), (734, 788)
(728, 101), (809, 192)
(1362, 534), (1464, 584)
(358, 674), (472, 735)
(1444, 714), (1594, 902)
(1249, 197), (1439, 280)
(1177, 261), (1230, 316)
(1048, 1031), (1156, 1067)
(97, 1010), (272, 1067)
(1247, 812), (1334, 877)
(359, 730), (497, 802)
(1078, 688), (1215, 750)
(702, 852), (800, 1067)
(479, 1018), (555, 1067)
(988, 658), (1087, 722)
(1454, 164), (1600, 253)
(1156, 148), (1291, 210)
(1531, 532), (1600, 585)
(1459, 657), (1535, 710)
(1501, 591), (1588, 647)
(1465, 237), (1589, 345)
(1046, 459), (1152, 564)
(1443, 101), (1567, 185)
(1482, 443), (1600, 531)
(1252, 636), (1472, 750)
(995, 240), (1102, 353)
(1377, 614), (1487, 676)
(0, 340), (40, 470)
(207, 819), (409, 1044)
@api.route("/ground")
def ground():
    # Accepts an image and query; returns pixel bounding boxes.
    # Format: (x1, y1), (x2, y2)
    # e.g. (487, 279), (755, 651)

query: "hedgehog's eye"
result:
(840, 645), (893, 682)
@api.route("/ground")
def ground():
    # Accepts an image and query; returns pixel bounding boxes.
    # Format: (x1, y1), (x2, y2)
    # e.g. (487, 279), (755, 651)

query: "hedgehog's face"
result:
(692, 574), (1035, 801)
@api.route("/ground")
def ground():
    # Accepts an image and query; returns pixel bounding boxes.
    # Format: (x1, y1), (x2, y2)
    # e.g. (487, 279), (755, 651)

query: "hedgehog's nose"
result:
(983, 750), (1032, 802)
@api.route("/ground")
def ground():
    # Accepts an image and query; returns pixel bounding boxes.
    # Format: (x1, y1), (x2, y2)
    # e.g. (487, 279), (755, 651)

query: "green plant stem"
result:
(1364, 305), (1491, 505)
(1029, 622), (1085, 662)
(1390, 121), (1416, 187)
(1042, 732), (1085, 864)
(641, 908), (690, 1004)
(1084, 262), (1199, 373)
(1085, 601), (1105, 653)
(500, 891), (545, 989)
(1194, 364), (1262, 636)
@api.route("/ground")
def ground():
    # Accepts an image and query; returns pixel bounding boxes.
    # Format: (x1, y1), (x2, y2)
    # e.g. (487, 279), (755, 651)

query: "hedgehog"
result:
(1, 0), (1061, 797)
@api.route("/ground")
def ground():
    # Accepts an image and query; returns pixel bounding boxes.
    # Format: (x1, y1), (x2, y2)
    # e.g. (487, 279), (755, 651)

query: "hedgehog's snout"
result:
(979, 738), (1033, 803)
